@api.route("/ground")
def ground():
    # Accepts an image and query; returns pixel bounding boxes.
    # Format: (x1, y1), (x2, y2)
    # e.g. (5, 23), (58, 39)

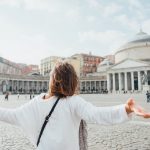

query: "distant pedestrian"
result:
(17, 93), (20, 100)
(5, 92), (9, 101)
(30, 94), (32, 100)
(146, 91), (150, 102)
(33, 93), (35, 98)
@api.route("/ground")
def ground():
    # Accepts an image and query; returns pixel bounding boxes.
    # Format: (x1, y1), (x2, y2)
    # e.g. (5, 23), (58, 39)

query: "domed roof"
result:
(99, 59), (113, 66)
(97, 59), (113, 72)
(115, 30), (150, 54)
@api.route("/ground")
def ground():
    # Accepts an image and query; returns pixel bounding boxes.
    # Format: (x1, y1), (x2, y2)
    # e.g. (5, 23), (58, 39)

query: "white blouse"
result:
(0, 94), (130, 150)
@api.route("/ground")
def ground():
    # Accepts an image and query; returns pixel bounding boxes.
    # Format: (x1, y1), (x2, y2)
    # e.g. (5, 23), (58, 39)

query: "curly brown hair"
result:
(48, 61), (79, 98)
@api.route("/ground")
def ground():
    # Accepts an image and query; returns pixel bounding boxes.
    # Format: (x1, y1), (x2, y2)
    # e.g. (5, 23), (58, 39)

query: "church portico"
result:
(107, 68), (150, 93)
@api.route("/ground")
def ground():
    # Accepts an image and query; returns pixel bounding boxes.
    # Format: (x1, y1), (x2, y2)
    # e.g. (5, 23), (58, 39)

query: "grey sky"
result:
(0, 0), (149, 65)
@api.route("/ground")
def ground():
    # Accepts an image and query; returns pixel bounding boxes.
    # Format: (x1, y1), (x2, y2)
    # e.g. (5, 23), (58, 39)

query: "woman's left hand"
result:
(125, 98), (150, 118)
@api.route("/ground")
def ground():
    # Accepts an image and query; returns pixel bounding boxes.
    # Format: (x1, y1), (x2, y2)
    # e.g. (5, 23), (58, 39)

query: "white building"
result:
(0, 57), (22, 75)
(40, 56), (62, 76)
(0, 74), (49, 94)
(0, 57), (49, 94)
(80, 30), (150, 93)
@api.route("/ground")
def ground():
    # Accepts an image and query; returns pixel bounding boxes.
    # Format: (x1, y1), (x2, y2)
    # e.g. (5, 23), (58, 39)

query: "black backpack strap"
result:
(37, 97), (60, 146)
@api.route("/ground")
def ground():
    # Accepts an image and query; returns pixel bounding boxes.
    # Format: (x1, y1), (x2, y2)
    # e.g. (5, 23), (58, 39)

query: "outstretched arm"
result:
(73, 96), (150, 125)
(0, 95), (42, 145)
(0, 98), (38, 126)
(72, 96), (130, 125)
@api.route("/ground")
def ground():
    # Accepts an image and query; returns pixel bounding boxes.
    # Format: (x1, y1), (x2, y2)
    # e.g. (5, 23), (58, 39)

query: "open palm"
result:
(127, 99), (150, 118)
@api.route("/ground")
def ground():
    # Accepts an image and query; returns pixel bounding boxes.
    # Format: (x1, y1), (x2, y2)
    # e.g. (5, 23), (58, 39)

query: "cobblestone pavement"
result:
(88, 122), (150, 150)
(0, 94), (149, 150)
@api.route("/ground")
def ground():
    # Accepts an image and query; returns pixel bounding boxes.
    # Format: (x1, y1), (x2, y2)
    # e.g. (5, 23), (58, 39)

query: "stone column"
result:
(144, 70), (148, 85)
(138, 71), (141, 91)
(90, 81), (91, 92)
(6, 80), (10, 91)
(34, 81), (37, 93)
(107, 73), (110, 92)
(86, 81), (88, 91)
(12, 80), (14, 93)
(24, 81), (26, 93)
(47, 81), (49, 91)
(113, 73), (116, 92)
(82, 81), (84, 91)
(124, 72), (127, 91)
(17, 81), (19, 92)
(22, 80), (24, 93)
(118, 73), (122, 92)
(13, 80), (16, 92)
(80, 82), (82, 92)
(131, 72), (134, 91)
(33, 81), (35, 91)
(85, 81), (87, 91)
(103, 81), (105, 90)
(42, 81), (44, 92)
(99, 81), (101, 91)
(28, 81), (30, 93)
(37, 81), (39, 92)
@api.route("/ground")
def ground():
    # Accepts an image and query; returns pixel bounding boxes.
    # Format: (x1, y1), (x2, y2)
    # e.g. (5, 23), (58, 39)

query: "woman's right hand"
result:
(126, 98), (150, 118)
(132, 105), (150, 118)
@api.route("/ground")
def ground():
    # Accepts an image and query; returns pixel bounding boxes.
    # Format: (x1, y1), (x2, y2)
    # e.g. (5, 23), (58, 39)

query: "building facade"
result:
(0, 57), (22, 75)
(72, 53), (104, 77)
(0, 57), (49, 94)
(65, 56), (81, 77)
(107, 59), (150, 93)
(40, 56), (81, 76)
(1, 30), (150, 94)
(80, 30), (150, 93)
(40, 56), (61, 76)
(40, 53), (104, 77)
(0, 74), (49, 94)
(21, 65), (39, 75)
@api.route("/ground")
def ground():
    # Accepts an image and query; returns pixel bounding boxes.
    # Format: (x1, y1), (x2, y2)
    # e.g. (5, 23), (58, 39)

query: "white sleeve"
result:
(0, 95), (41, 145)
(0, 97), (38, 126)
(73, 96), (131, 125)
(0, 107), (20, 125)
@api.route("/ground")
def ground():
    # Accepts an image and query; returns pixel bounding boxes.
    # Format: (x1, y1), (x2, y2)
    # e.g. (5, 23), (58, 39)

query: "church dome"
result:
(115, 30), (150, 63)
(99, 59), (113, 66)
(97, 59), (113, 72)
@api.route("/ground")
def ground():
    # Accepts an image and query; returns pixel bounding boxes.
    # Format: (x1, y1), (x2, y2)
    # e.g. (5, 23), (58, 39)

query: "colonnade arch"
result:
(0, 79), (49, 94)
(80, 80), (107, 93)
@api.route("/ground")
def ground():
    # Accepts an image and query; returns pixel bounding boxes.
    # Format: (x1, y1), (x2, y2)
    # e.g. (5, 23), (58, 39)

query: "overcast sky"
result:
(0, 0), (150, 65)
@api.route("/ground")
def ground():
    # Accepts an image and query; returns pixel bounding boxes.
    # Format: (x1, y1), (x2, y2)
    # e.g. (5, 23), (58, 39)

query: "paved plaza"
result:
(0, 94), (149, 150)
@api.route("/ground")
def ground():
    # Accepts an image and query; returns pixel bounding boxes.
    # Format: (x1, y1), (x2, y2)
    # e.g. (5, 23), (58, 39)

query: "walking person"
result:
(17, 93), (20, 100)
(4, 92), (9, 101)
(30, 93), (32, 100)
(33, 93), (35, 98)
(0, 61), (150, 150)
(146, 91), (150, 103)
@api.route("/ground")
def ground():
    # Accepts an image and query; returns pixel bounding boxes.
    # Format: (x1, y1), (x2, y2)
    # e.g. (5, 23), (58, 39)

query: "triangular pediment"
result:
(110, 59), (150, 70)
